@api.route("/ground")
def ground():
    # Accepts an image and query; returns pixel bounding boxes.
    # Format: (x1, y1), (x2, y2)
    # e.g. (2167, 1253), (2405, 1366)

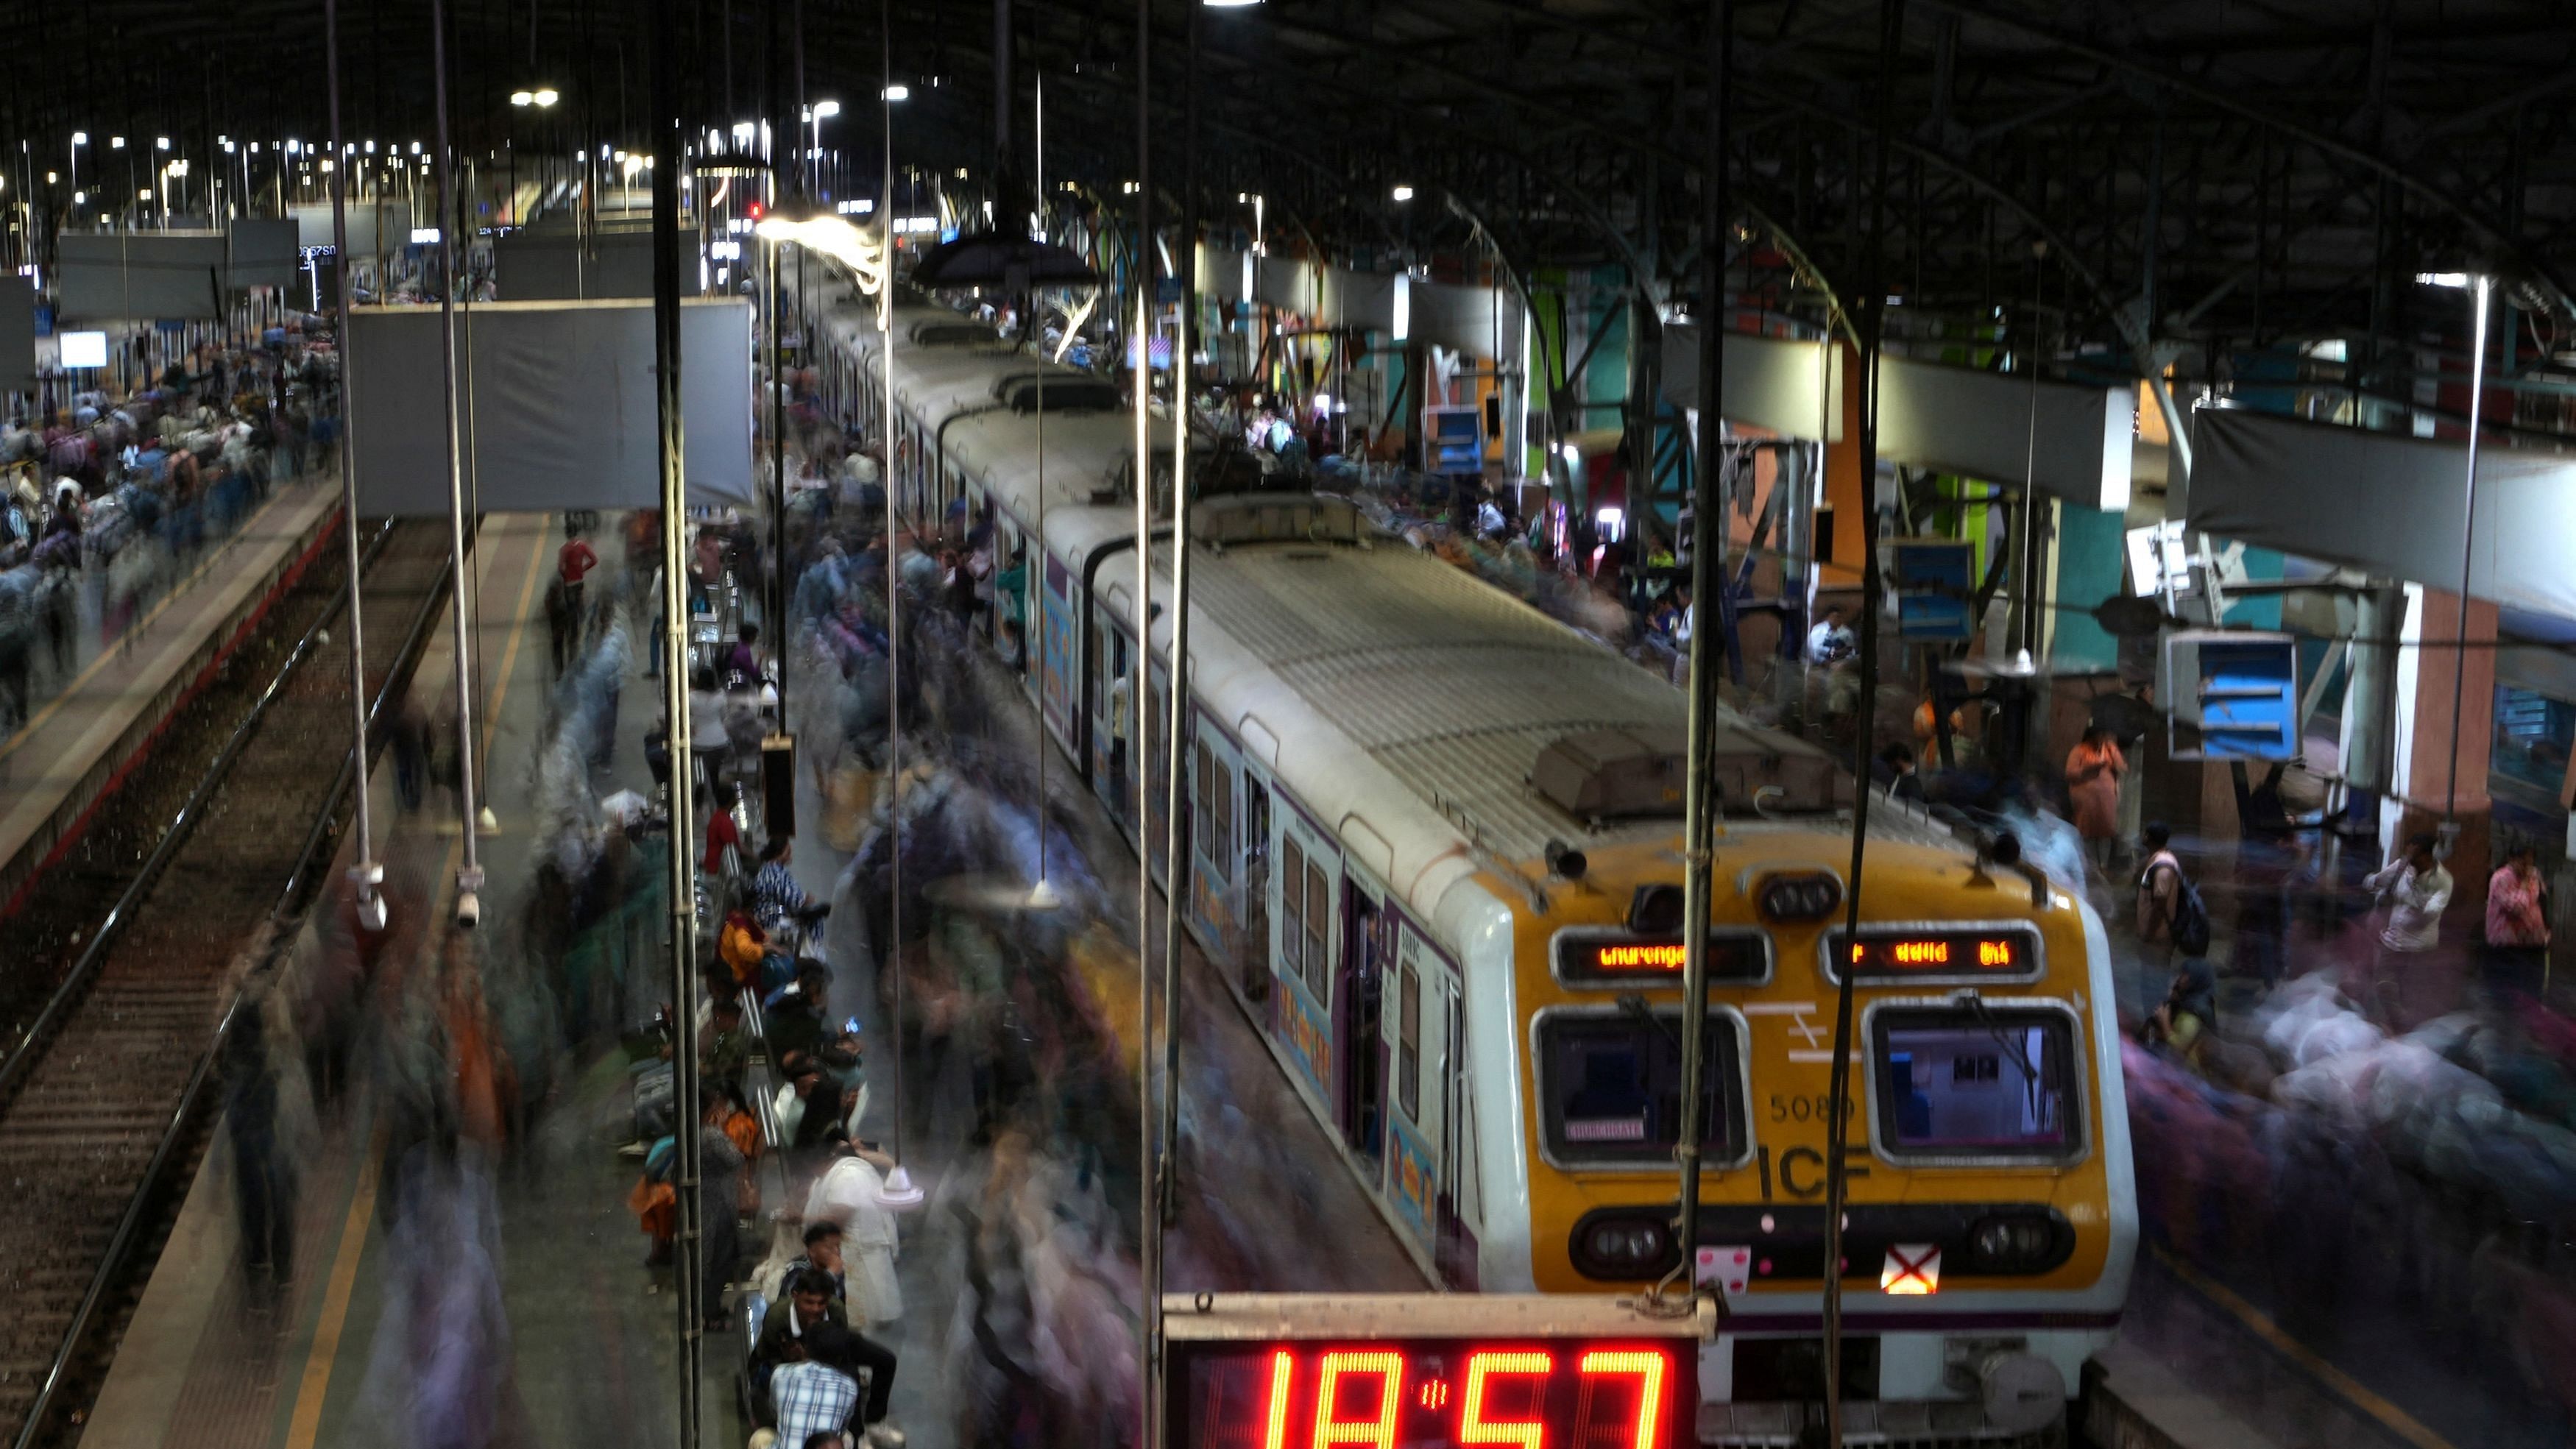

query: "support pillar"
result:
(2387, 584), (2499, 885)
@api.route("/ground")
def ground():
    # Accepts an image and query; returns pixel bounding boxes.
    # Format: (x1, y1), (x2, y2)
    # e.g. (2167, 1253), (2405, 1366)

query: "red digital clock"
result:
(1164, 1295), (1710, 1449)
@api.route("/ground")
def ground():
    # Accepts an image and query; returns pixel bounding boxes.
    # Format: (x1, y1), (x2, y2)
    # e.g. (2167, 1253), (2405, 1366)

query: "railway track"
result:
(0, 516), (453, 1445)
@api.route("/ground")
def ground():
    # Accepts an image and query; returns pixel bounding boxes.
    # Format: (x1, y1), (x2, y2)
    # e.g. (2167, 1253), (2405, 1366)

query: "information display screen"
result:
(1171, 1340), (1688, 1449)
(1554, 931), (1768, 987)
(1827, 925), (2042, 982)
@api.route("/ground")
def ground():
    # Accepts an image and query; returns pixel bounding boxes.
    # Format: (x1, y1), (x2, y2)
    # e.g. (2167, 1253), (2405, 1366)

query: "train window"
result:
(1193, 741), (1232, 881)
(1535, 1010), (1744, 1168)
(1869, 1005), (2081, 1161)
(1279, 836), (1307, 990)
(1303, 858), (1331, 1002)
(1397, 964), (1421, 1121)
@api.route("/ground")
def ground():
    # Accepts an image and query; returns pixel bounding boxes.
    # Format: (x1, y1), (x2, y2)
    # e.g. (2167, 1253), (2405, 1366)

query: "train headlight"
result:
(1965, 1214), (2067, 1274)
(1577, 1217), (1671, 1276)
(1757, 871), (1844, 922)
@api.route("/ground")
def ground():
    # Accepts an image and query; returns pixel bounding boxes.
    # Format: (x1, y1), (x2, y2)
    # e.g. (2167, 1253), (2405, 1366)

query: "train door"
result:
(1340, 888), (1390, 1169)
(1090, 620), (1133, 819)
(1382, 926), (1458, 1257)
(1186, 729), (1242, 963)
(1238, 776), (1273, 1000)
(1271, 809), (1339, 1113)
(1440, 985), (1479, 1288)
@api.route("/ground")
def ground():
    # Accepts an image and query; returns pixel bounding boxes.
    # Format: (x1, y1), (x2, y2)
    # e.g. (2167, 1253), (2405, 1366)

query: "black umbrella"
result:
(908, 229), (1097, 288)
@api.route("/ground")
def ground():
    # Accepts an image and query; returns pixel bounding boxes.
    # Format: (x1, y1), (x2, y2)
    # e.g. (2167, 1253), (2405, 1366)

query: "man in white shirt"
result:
(804, 1139), (906, 1329)
(2363, 832), (2453, 1026)
(1805, 605), (1855, 665)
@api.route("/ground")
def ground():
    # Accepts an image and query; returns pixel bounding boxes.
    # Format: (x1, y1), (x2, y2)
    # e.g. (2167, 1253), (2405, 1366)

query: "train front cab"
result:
(1507, 833), (2136, 1445)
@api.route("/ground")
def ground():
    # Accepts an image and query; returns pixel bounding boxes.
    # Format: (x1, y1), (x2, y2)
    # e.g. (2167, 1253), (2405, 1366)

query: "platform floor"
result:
(0, 471), (339, 905)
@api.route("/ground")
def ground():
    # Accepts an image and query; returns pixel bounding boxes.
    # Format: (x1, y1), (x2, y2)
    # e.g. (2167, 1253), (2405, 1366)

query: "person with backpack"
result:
(2136, 822), (2211, 971)
(2364, 832), (2453, 1027)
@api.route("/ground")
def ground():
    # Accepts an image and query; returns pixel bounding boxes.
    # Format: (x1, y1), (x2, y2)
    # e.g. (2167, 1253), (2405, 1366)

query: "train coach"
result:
(821, 289), (2134, 1442)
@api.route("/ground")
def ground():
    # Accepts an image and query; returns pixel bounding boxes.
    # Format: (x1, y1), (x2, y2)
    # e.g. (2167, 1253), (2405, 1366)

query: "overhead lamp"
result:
(813, 99), (841, 118)
(534, 88), (560, 107)
(110, 136), (125, 149)
(44, 172), (54, 184)
(411, 142), (422, 155)
(510, 90), (535, 107)
(1391, 184), (1415, 202)
(138, 187), (151, 199)
(2416, 272), (2471, 289)
(155, 136), (169, 150)
(364, 140), (375, 153)
(70, 132), (86, 146)
(71, 190), (82, 204)
(1205, 0), (1264, 6)
(882, 84), (910, 102)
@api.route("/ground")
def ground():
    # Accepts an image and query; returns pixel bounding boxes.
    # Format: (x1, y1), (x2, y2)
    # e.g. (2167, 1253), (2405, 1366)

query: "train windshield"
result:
(1871, 1006), (2081, 1160)
(1537, 1010), (1743, 1166)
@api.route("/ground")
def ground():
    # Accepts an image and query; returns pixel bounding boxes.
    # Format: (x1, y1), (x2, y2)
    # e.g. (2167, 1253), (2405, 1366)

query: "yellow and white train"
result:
(815, 294), (2135, 1443)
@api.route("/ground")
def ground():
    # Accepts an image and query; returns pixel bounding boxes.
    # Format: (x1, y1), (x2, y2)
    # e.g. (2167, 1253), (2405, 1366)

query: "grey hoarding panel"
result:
(291, 202), (412, 255)
(1660, 325), (1844, 442)
(0, 277), (32, 394)
(1878, 355), (2133, 511)
(57, 233), (228, 320)
(229, 219), (301, 289)
(348, 298), (753, 517)
(2190, 408), (2576, 620)
(1409, 280), (1515, 358)
(496, 229), (698, 300)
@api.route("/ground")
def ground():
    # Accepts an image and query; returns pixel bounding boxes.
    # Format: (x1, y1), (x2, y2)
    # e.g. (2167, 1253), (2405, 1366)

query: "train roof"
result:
(824, 297), (1925, 926)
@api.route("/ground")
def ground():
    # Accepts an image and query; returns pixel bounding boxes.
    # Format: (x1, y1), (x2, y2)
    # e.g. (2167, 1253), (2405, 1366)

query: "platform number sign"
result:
(1166, 1296), (1710, 1449)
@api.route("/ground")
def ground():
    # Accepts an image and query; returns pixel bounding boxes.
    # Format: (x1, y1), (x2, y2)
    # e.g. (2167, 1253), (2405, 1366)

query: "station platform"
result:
(0, 471), (341, 914)
(57, 506), (2399, 1449)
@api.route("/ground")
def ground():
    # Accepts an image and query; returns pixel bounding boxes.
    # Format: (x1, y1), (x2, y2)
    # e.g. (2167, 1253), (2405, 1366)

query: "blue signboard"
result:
(2193, 636), (2300, 760)
(1892, 539), (1978, 642)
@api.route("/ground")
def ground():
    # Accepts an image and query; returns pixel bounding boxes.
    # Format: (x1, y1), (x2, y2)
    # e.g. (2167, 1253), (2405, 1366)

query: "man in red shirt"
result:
(553, 526), (601, 673)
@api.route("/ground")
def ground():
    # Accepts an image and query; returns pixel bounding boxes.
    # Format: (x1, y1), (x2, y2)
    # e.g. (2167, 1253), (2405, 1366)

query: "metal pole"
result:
(324, 0), (381, 932)
(2444, 275), (2491, 821)
(1672, 0), (1730, 1297)
(880, 0), (907, 1167)
(650, 0), (704, 1438)
(1032, 67), (1052, 899)
(428, 0), (482, 902)
(1155, 0), (1199, 1236)
(771, 230), (790, 720)
(1131, 0), (1157, 1441)
(1825, 6), (1906, 1445)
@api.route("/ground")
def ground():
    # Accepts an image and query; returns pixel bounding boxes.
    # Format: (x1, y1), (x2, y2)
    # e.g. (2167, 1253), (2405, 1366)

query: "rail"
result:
(7, 520), (456, 1449)
(0, 513), (392, 1108)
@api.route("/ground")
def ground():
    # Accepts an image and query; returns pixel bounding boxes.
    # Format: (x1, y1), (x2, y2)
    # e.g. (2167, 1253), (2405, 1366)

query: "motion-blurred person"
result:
(2064, 725), (2126, 869)
(1875, 741), (1924, 803)
(2143, 956), (2218, 1072)
(754, 835), (829, 937)
(728, 620), (763, 685)
(2364, 832), (2454, 1027)
(696, 1085), (749, 1333)
(2135, 822), (2186, 974)
(790, 1219), (849, 1303)
(1805, 603), (1855, 664)
(2484, 840), (2551, 998)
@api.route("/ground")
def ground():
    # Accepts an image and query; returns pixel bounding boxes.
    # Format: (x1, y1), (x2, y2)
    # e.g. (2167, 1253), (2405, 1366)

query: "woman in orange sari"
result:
(2064, 724), (2127, 868)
